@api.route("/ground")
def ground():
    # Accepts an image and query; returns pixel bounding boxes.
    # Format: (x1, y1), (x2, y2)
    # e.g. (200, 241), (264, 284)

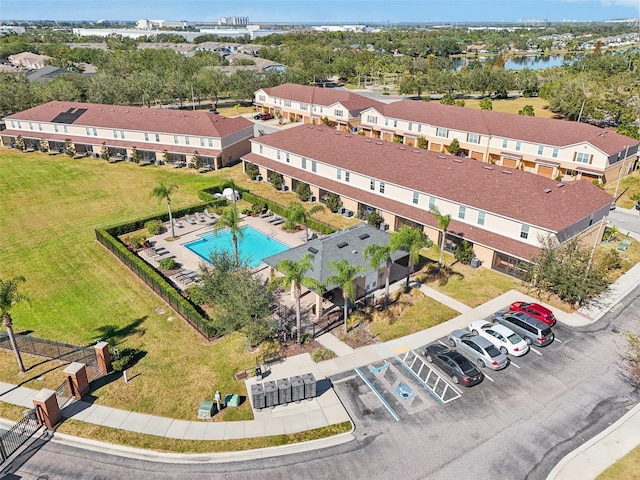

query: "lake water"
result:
(453, 54), (578, 71)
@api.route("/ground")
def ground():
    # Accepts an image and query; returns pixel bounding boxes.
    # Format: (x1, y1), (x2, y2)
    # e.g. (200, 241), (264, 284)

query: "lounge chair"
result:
(151, 248), (169, 257)
(268, 215), (282, 224)
(155, 253), (175, 262)
(175, 269), (194, 280)
(184, 214), (197, 225)
(172, 218), (184, 228)
(204, 208), (216, 219)
(195, 212), (207, 223)
(260, 209), (273, 218)
(271, 217), (285, 226)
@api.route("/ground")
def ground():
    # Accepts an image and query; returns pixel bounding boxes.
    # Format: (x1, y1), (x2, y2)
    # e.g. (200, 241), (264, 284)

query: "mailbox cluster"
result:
(251, 373), (316, 410)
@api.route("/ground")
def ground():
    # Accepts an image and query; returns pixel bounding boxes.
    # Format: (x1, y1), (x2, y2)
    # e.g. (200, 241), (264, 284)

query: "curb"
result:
(546, 402), (640, 480)
(0, 417), (355, 463)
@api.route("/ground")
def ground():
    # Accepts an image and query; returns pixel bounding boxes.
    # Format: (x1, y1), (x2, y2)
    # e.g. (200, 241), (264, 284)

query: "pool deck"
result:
(139, 212), (308, 289)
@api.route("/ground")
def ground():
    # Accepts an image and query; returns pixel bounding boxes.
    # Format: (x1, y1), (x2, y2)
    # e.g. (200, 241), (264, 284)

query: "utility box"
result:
(251, 383), (265, 410)
(302, 373), (316, 399)
(290, 376), (305, 402)
(198, 401), (214, 420)
(264, 381), (279, 408)
(277, 378), (291, 405)
(470, 257), (481, 268)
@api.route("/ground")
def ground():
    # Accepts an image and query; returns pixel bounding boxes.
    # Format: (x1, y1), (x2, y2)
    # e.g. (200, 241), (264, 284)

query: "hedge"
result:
(241, 191), (336, 235)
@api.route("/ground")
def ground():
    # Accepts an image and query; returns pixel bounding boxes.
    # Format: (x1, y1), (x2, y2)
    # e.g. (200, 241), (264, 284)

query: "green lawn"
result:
(597, 444), (640, 480)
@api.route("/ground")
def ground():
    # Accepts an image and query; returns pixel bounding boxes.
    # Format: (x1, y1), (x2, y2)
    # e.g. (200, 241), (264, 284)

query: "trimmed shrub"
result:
(245, 162), (259, 179)
(145, 219), (163, 235)
(367, 211), (384, 228)
(111, 347), (144, 372)
(159, 257), (177, 271)
(296, 182), (311, 201)
(311, 347), (336, 362)
(454, 240), (474, 265)
(326, 193), (342, 213)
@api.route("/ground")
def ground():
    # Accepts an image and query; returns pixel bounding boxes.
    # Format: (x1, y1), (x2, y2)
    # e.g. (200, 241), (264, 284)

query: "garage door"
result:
(429, 143), (442, 152)
(502, 158), (517, 169)
(470, 151), (483, 161)
(537, 165), (554, 178)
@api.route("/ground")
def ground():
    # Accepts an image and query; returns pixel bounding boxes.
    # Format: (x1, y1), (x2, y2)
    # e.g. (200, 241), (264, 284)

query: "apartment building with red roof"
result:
(243, 124), (613, 276)
(2, 101), (254, 169)
(253, 83), (386, 131)
(359, 100), (638, 184)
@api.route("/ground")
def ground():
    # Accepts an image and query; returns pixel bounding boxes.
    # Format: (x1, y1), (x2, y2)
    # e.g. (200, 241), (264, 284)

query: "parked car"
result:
(635, 200), (640, 211)
(254, 112), (274, 120)
(424, 344), (484, 387)
(509, 301), (556, 326)
(493, 310), (554, 346)
(447, 330), (509, 370)
(468, 320), (529, 357)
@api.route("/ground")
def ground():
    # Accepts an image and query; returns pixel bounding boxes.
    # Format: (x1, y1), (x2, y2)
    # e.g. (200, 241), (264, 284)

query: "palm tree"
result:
(273, 254), (323, 345)
(430, 207), (451, 269)
(284, 202), (325, 242)
(390, 226), (431, 290)
(213, 203), (243, 266)
(151, 182), (179, 238)
(0, 276), (30, 373)
(363, 243), (393, 309)
(327, 260), (364, 335)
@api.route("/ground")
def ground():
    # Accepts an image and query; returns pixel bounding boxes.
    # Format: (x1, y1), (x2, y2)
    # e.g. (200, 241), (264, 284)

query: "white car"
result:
(468, 320), (529, 357)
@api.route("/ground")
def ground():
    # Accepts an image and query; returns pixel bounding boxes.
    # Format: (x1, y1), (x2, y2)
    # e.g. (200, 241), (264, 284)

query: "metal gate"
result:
(0, 408), (41, 463)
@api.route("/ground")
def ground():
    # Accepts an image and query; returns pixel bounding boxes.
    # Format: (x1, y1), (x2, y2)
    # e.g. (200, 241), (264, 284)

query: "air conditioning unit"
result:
(379, 222), (389, 231)
(338, 207), (346, 215)
(281, 185), (289, 192)
(255, 175), (263, 181)
(308, 195), (317, 202)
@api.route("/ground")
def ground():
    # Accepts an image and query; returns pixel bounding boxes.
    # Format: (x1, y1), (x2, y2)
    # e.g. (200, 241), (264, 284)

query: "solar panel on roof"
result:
(51, 107), (87, 124)
(358, 233), (370, 240)
(337, 242), (348, 248)
(307, 247), (319, 254)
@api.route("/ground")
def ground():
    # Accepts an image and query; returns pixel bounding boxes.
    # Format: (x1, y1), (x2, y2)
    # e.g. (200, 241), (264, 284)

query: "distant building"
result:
(8, 52), (52, 70)
(0, 25), (26, 35)
(218, 17), (249, 26)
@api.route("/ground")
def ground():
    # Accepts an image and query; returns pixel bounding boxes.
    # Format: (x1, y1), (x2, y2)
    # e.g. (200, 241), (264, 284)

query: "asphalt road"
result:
(608, 206), (640, 240)
(3, 290), (640, 480)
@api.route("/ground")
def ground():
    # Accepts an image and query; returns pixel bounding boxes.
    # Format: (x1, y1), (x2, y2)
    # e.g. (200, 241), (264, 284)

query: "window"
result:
(300, 103), (308, 111)
(458, 205), (466, 219)
(412, 191), (419, 204)
(208, 138), (213, 147)
(311, 160), (317, 172)
(285, 153), (290, 163)
(277, 150), (281, 160)
(468, 133), (479, 144)
(436, 127), (448, 138)
(379, 182), (385, 194)
(334, 109), (343, 117)
(370, 179), (375, 191)
(337, 168), (342, 180)
(576, 152), (590, 164)
(29, 122), (33, 130)
(301, 157), (307, 169)
(184, 136), (190, 145)
(284, 100), (291, 107)
(120, 130), (125, 139)
(552, 148), (559, 158)
(258, 94), (265, 101)
(345, 171), (350, 183)
(384, 118), (389, 126)
(367, 115), (377, 124)
(63, 125), (68, 133)
(200, 137), (205, 147)
(54, 125), (59, 133)
(417, 124), (422, 133)
(515, 141), (521, 151)
(93, 128), (97, 136)
(10, 121), (15, 128)
(112, 130), (117, 138)
(155, 133), (160, 142)
(477, 211), (485, 225)
(428, 196), (435, 209)
(502, 138), (508, 148)
(520, 224), (529, 239)
(86, 127), (91, 135)
(537, 145), (544, 155)
(38, 123), (43, 131)
(408, 122), (413, 131)
(259, 145), (263, 154)
(17, 121), (21, 129)
(393, 120), (398, 128)
(173, 135), (179, 144)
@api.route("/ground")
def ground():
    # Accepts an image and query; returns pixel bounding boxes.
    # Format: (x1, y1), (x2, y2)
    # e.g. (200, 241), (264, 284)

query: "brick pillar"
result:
(94, 341), (112, 375)
(32, 389), (61, 430)
(63, 362), (90, 400)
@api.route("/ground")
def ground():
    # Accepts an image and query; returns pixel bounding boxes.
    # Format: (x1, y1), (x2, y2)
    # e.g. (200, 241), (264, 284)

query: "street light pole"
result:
(612, 145), (629, 204)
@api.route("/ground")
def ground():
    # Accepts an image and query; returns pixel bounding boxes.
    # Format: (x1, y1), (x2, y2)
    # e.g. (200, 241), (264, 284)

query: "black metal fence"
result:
(0, 333), (97, 368)
(0, 408), (40, 463)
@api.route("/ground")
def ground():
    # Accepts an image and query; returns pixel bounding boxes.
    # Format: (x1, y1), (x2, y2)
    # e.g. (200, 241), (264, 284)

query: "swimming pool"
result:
(183, 225), (289, 268)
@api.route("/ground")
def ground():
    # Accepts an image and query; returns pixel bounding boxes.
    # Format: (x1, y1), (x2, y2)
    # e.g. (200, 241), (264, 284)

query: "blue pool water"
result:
(183, 226), (288, 268)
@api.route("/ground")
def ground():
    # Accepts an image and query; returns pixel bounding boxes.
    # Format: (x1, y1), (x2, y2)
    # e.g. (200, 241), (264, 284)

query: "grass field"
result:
(597, 444), (640, 480)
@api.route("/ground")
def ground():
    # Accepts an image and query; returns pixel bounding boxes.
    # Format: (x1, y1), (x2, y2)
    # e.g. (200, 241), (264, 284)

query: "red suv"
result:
(509, 302), (556, 326)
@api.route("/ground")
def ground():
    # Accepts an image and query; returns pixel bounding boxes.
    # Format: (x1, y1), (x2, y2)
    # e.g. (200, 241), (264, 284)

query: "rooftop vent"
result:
(317, 127), (324, 132)
(556, 183), (565, 188)
(307, 247), (319, 254)
(376, 141), (384, 145)
(351, 250), (358, 254)
(453, 158), (463, 163)
(365, 138), (372, 142)
(412, 149), (421, 153)
(398, 146), (406, 150)
(437, 155), (447, 159)
(358, 233), (370, 240)
(483, 165), (494, 170)
(334, 131), (341, 135)
(337, 241), (349, 249)
(501, 170), (512, 175)
(345, 134), (352, 138)
(544, 188), (552, 193)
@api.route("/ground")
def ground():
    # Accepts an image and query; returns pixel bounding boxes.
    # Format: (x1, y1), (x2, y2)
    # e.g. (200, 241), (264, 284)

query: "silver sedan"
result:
(447, 329), (510, 370)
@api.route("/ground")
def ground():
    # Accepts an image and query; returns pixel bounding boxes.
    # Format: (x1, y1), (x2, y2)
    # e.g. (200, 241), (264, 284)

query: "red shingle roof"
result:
(250, 125), (613, 232)
(375, 100), (636, 154)
(5, 101), (253, 138)
(261, 83), (386, 116)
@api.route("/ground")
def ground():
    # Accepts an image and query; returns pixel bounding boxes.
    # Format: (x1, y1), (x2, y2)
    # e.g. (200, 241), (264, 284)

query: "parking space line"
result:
(354, 367), (400, 422)
(510, 361), (520, 369)
(530, 347), (543, 355)
(483, 372), (494, 382)
(554, 338), (562, 343)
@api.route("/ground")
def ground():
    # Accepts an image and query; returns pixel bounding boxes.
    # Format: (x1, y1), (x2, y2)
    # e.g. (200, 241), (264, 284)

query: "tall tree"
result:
(390, 226), (431, 289)
(327, 260), (364, 335)
(430, 208), (451, 269)
(284, 202), (325, 242)
(151, 182), (179, 239)
(273, 254), (323, 345)
(363, 243), (394, 309)
(0, 276), (30, 373)
(213, 202), (243, 266)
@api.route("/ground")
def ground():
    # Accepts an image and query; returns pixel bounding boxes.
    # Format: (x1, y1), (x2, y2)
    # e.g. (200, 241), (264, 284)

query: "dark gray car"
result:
(493, 310), (554, 346)
(447, 329), (509, 370)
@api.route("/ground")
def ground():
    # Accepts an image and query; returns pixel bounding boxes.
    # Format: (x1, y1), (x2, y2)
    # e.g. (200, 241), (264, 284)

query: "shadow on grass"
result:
(93, 316), (147, 345)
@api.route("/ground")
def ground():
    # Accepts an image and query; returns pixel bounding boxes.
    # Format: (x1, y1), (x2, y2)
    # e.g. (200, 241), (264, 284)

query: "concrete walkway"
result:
(315, 333), (355, 357)
(1, 263), (640, 473)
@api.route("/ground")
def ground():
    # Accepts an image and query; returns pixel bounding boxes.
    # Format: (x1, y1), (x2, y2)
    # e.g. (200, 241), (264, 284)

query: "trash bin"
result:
(290, 376), (305, 402)
(251, 383), (265, 410)
(302, 373), (316, 399)
(277, 378), (291, 405)
(264, 380), (278, 408)
(470, 257), (481, 269)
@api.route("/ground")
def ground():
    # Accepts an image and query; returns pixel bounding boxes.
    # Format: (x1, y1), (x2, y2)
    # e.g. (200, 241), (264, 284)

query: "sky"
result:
(0, 0), (639, 24)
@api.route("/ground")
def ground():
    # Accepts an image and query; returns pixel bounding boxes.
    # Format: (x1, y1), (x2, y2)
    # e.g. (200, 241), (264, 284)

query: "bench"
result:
(262, 352), (282, 369)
